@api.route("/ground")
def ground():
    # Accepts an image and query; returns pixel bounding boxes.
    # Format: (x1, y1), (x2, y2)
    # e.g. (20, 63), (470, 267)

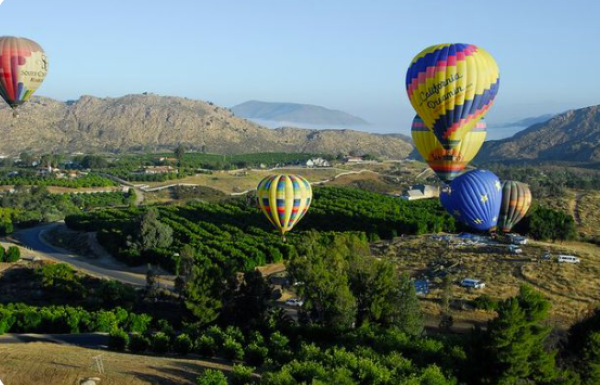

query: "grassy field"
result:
(141, 162), (430, 195)
(0, 342), (232, 385)
(373, 235), (600, 329)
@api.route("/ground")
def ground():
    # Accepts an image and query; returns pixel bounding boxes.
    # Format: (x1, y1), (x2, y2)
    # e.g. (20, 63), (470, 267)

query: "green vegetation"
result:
(0, 245), (20, 263)
(486, 164), (600, 198)
(515, 205), (578, 242)
(0, 170), (116, 187)
(65, 187), (458, 273)
(0, 303), (151, 334)
(0, 186), (133, 231)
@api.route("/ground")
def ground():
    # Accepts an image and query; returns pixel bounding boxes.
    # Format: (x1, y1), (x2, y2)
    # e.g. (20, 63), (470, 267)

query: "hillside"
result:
(0, 94), (411, 158)
(481, 105), (600, 163)
(231, 100), (369, 126)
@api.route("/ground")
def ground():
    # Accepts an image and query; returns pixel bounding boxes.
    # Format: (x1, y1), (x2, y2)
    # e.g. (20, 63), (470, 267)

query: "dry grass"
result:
(576, 191), (600, 236)
(374, 236), (600, 329)
(0, 342), (232, 385)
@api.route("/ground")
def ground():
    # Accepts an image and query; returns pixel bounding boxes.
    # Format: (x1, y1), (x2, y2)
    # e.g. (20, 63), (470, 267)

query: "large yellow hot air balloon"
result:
(406, 43), (499, 149)
(0, 36), (49, 117)
(411, 115), (486, 181)
(256, 174), (312, 241)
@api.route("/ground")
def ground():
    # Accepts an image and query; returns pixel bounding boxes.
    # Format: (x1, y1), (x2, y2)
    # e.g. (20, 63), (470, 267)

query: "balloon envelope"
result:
(406, 43), (499, 149)
(256, 174), (312, 237)
(0, 36), (48, 114)
(411, 115), (486, 181)
(443, 170), (502, 231)
(499, 181), (532, 233)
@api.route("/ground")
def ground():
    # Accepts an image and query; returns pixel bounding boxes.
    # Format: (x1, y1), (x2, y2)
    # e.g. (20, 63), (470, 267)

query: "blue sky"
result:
(1, 0), (599, 135)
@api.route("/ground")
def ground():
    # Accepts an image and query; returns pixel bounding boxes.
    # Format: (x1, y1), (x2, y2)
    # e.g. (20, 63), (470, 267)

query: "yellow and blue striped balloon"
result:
(256, 174), (312, 240)
(406, 43), (499, 150)
(411, 115), (487, 182)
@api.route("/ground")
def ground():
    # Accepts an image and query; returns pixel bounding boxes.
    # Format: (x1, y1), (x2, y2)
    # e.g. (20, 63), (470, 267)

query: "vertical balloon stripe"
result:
(499, 181), (532, 232)
(257, 174), (312, 237)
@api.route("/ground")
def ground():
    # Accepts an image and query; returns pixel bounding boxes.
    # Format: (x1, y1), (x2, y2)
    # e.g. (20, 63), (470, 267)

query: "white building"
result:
(306, 158), (331, 168)
(401, 184), (439, 201)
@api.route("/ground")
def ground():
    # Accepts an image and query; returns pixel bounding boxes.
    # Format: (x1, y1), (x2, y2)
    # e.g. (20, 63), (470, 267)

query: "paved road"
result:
(0, 333), (109, 348)
(12, 224), (173, 289)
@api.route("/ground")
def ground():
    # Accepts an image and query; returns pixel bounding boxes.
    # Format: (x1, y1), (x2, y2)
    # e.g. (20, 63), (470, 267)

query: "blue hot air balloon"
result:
(442, 170), (502, 231)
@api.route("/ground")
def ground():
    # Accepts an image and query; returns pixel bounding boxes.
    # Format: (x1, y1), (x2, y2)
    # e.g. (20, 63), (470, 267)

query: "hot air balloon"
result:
(498, 181), (532, 233)
(257, 174), (312, 241)
(411, 115), (486, 181)
(0, 36), (49, 117)
(442, 169), (502, 231)
(406, 43), (499, 150)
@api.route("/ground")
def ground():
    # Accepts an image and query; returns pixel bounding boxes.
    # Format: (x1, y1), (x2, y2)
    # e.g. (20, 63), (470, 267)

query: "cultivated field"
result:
(0, 342), (231, 385)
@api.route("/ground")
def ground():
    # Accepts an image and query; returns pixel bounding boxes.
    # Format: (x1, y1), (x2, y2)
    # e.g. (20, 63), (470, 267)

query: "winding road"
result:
(12, 224), (173, 289)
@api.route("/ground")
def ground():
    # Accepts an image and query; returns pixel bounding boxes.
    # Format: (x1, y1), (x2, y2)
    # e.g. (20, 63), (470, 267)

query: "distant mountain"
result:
(232, 100), (369, 126)
(0, 94), (412, 158)
(480, 105), (600, 163)
(489, 114), (555, 128)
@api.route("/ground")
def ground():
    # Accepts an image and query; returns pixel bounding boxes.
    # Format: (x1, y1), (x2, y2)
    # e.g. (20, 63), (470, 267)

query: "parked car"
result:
(460, 278), (485, 289)
(541, 253), (553, 261)
(285, 298), (304, 307)
(557, 255), (580, 264)
(508, 245), (523, 255)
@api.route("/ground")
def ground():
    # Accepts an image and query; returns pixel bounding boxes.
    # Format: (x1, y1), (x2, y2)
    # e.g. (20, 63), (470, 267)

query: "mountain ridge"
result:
(0, 94), (411, 158)
(232, 100), (369, 126)
(480, 105), (600, 163)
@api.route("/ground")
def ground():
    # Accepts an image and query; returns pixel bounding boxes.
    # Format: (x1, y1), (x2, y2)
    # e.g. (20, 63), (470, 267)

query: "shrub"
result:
(5, 246), (20, 263)
(129, 333), (150, 353)
(151, 331), (171, 354)
(108, 329), (129, 351)
(196, 369), (228, 385)
(221, 336), (245, 361)
(230, 364), (255, 385)
(473, 295), (499, 311)
(196, 335), (217, 357)
(245, 343), (268, 367)
(174, 333), (193, 355)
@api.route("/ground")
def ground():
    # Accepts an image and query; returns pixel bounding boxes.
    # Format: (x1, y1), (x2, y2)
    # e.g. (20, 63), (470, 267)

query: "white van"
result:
(461, 278), (485, 289)
(557, 255), (580, 264)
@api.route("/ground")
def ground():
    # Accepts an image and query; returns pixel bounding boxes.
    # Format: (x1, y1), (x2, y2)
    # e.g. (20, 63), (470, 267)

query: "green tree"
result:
(289, 243), (357, 329)
(222, 270), (272, 326)
(139, 208), (173, 250)
(197, 369), (228, 385)
(484, 285), (558, 384)
(145, 265), (158, 298)
(175, 144), (186, 171)
(581, 332), (600, 385)
(5, 246), (20, 263)
(185, 260), (222, 326)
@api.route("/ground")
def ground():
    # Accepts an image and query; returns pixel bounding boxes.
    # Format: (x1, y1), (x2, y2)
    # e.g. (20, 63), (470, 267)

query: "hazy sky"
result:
(1, 0), (599, 134)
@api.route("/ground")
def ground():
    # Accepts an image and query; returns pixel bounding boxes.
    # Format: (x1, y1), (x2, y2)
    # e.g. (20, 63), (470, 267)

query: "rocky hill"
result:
(480, 105), (600, 163)
(232, 100), (369, 126)
(0, 94), (411, 158)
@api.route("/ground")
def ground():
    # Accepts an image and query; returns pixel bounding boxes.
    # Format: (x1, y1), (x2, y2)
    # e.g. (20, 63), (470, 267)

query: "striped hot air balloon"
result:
(442, 169), (502, 232)
(411, 115), (486, 181)
(0, 36), (49, 117)
(256, 174), (312, 241)
(406, 43), (499, 150)
(498, 181), (532, 233)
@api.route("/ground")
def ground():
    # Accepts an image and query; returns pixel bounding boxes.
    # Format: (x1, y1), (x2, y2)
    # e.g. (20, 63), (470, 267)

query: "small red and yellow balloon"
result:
(0, 36), (49, 117)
